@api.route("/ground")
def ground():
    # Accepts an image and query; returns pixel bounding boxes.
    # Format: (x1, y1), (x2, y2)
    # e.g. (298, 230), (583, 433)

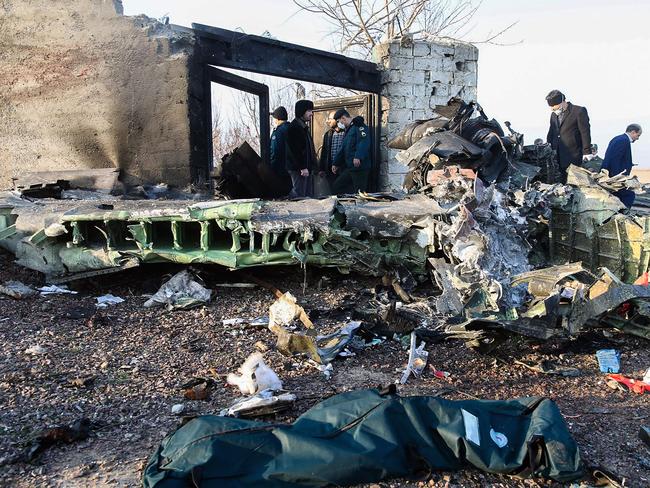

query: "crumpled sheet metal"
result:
(568, 283), (650, 335)
(387, 116), (450, 150)
(396, 131), (484, 166)
(249, 197), (336, 235)
(567, 164), (642, 194)
(597, 297), (650, 339)
(511, 262), (587, 298)
(341, 194), (445, 238)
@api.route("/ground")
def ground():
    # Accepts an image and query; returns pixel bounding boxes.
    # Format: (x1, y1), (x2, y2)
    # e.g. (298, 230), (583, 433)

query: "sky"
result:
(123, 0), (650, 165)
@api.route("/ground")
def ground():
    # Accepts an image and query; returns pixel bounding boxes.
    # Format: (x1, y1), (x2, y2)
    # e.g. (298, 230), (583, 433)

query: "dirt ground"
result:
(0, 248), (649, 488)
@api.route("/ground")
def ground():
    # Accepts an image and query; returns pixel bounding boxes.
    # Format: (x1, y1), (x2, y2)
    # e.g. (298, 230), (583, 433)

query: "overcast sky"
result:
(123, 0), (650, 165)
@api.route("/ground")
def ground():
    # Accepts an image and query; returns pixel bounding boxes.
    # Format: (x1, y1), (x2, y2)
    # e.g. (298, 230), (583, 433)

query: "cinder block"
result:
(426, 71), (453, 85)
(427, 83), (450, 99)
(387, 95), (409, 109)
(413, 57), (443, 71)
(388, 162), (410, 175)
(384, 55), (414, 70)
(399, 70), (426, 85)
(429, 42), (456, 57)
(409, 96), (434, 111)
(388, 172), (407, 190)
(412, 42), (431, 56)
(454, 43), (479, 61)
(381, 69), (402, 84)
(465, 60), (478, 74)
(453, 70), (478, 87)
(386, 121), (403, 137)
(442, 56), (457, 71)
(386, 108), (413, 125)
(412, 109), (427, 120)
(383, 83), (412, 97)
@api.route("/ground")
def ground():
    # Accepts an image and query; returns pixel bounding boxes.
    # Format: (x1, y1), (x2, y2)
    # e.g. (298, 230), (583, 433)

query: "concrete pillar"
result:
(373, 37), (479, 191)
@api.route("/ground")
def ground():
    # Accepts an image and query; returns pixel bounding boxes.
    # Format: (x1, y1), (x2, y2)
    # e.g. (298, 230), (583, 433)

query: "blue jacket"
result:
(333, 116), (372, 171)
(270, 122), (289, 176)
(602, 133), (635, 207)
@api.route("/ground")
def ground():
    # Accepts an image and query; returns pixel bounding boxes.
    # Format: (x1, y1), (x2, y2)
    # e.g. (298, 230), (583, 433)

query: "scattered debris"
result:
(171, 404), (185, 415)
(183, 382), (210, 401)
(213, 283), (257, 288)
(596, 349), (621, 374)
(606, 374), (650, 395)
(68, 376), (96, 388)
(316, 321), (362, 363)
(95, 294), (125, 308)
(226, 352), (282, 395)
(400, 332), (428, 384)
(18, 418), (91, 463)
(219, 390), (297, 418)
(37, 285), (77, 295)
(25, 345), (47, 355)
(514, 359), (581, 377)
(143, 270), (211, 310)
(270, 322), (321, 363)
(641, 426), (650, 448)
(269, 291), (314, 330)
(0, 281), (37, 299)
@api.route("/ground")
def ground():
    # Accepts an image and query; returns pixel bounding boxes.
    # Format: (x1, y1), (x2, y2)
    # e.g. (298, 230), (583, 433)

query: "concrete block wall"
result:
(0, 0), (197, 189)
(373, 37), (478, 190)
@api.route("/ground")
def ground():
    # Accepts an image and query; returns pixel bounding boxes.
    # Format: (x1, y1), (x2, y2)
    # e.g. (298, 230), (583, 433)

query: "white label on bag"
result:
(461, 409), (480, 446)
(490, 428), (508, 448)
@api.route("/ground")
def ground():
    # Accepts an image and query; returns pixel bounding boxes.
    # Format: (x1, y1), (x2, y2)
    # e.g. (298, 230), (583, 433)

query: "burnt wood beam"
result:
(192, 23), (381, 94)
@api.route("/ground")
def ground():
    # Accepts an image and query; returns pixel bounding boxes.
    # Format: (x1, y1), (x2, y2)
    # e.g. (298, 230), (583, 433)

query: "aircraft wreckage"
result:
(2, 99), (650, 340)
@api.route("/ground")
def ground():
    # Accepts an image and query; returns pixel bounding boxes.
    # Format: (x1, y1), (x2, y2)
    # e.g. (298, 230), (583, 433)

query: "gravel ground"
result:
(0, 248), (649, 488)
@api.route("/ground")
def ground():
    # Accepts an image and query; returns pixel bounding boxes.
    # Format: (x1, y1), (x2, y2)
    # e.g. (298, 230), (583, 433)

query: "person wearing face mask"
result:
(315, 111), (345, 195)
(545, 90), (592, 182)
(331, 109), (372, 194)
(602, 124), (643, 207)
(286, 99), (317, 198)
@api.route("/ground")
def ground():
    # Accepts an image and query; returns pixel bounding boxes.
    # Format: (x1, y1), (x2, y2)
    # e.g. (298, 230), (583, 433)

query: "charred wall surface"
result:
(0, 0), (198, 189)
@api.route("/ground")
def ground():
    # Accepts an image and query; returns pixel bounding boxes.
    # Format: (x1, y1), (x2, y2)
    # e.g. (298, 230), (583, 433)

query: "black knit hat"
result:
(333, 108), (350, 120)
(546, 90), (565, 106)
(271, 106), (288, 121)
(295, 99), (314, 118)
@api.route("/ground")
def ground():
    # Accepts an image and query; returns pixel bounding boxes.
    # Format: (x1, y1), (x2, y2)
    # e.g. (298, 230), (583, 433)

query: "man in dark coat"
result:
(545, 90), (592, 182)
(331, 109), (372, 194)
(286, 99), (317, 198)
(269, 106), (291, 196)
(602, 124), (643, 207)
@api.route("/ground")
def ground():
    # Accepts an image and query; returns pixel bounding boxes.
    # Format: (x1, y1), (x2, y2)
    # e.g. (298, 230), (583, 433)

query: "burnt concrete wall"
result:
(0, 0), (199, 189)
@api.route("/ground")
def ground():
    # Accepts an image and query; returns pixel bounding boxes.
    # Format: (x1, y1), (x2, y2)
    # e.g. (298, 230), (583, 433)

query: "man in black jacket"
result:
(286, 99), (317, 198)
(545, 90), (592, 182)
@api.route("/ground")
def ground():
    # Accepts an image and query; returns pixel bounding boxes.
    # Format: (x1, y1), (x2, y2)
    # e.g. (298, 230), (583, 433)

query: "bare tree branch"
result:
(293, 0), (519, 59)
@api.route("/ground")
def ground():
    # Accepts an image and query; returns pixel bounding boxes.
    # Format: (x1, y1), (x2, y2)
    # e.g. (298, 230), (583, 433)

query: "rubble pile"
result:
(2, 99), (650, 487)
(0, 99), (648, 345)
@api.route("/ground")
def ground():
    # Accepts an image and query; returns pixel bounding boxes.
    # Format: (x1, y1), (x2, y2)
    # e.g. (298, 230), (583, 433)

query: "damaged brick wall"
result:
(374, 38), (478, 189)
(0, 0), (199, 189)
